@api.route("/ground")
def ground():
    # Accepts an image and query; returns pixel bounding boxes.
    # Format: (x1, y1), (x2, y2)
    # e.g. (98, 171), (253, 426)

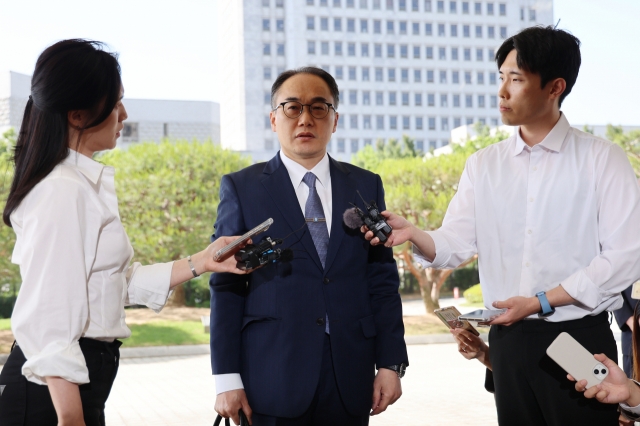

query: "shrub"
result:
(463, 283), (483, 304)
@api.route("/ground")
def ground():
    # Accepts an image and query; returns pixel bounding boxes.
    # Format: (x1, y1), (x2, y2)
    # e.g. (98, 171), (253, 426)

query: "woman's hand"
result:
(570, 353), (640, 406)
(451, 328), (491, 370)
(200, 236), (252, 274)
(361, 211), (417, 247)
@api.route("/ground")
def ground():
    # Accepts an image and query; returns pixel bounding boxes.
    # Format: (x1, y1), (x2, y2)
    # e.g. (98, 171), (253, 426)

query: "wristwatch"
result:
(381, 363), (407, 378)
(536, 291), (555, 318)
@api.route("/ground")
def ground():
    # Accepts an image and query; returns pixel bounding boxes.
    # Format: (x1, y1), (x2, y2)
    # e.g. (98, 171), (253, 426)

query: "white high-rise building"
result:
(218, 0), (553, 162)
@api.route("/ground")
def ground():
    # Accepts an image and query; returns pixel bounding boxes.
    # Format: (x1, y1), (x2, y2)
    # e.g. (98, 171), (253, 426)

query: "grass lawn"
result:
(0, 319), (11, 331)
(121, 320), (209, 347)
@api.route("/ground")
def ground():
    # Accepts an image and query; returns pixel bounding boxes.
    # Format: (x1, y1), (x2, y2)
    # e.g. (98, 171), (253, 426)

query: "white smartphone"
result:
(213, 218), (274, 261)
(546, 332), (609, 389)
(457, 309), (506, 323)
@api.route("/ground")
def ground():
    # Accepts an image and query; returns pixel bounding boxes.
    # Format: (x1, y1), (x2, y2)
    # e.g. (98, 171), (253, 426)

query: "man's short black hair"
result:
(496, 25), (581, 107)
(270, 66), (340, 109)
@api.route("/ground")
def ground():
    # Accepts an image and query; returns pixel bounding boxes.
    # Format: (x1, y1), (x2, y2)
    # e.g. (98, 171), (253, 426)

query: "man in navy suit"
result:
(210, 67), (408, 426)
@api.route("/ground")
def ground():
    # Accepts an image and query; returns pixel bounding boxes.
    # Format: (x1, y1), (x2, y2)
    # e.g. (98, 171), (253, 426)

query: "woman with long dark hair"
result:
(0, 39), (249, 426)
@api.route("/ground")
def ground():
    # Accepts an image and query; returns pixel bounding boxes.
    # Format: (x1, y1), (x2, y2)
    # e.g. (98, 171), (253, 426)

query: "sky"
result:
(0, 0), (637, 126)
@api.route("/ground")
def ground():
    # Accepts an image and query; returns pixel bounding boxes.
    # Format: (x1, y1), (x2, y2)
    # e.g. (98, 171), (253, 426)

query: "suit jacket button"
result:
(316, 317), (325, 326)
(323, 278), (330, 284)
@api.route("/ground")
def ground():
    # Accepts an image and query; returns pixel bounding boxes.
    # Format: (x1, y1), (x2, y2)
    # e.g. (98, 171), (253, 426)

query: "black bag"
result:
(213, 409), (249, 426)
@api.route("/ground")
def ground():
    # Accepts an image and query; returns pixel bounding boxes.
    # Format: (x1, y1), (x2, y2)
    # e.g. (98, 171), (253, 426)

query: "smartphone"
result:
(457, 309), (506, 323)
(213, 218), (274, 261)
(434, 306), (480, 336)
(546, 332), (609, 389)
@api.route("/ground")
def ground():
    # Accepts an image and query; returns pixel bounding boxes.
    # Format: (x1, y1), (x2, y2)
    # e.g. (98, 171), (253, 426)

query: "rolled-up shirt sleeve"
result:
(12, 178), (99, 385)
(126, 262), (174, 312)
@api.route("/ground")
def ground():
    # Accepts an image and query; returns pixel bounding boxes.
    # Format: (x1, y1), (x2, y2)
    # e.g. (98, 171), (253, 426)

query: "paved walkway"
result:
(105, 343), (499, 426)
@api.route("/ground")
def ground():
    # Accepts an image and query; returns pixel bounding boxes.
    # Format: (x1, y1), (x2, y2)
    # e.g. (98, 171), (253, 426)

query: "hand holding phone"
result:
(547, 332), (609, 389)
(457, 309), (506, 326)
(434, 306), (479, 336)
(213, 218), (273, 261)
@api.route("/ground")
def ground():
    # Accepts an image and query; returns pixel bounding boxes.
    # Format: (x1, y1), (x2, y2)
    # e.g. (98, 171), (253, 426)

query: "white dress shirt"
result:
(214, 150), (333, 395)
(415, 114), (640, 321)
(10, 150), (174, 385)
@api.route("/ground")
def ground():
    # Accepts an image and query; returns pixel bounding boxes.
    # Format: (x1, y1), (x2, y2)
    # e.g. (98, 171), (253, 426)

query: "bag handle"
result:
(213, 409), (249, 426)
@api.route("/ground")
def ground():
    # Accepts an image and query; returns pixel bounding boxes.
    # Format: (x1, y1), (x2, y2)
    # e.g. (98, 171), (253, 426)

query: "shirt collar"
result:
(513, 113), (571, 156)
(279, 150), (331, 189)
(62, 149), (105, 185)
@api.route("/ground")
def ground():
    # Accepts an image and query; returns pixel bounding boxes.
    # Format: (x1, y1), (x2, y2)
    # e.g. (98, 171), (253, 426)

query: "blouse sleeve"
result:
(11, 178), (101, 385)
(125, 262), (174, 312)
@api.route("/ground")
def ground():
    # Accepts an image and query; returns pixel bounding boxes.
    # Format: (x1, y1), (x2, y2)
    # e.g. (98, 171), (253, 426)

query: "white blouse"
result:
(10, 150), (173, 385)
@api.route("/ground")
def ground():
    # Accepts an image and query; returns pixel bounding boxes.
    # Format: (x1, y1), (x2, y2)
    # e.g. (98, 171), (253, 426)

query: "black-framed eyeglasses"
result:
(272, 101), (336, 119)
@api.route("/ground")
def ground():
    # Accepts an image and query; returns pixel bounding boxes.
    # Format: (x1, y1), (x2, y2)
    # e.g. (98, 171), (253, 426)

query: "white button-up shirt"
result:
(10, 150), (174, 385)
(213, 150), (333, 395)
(416, 114), (640, 322)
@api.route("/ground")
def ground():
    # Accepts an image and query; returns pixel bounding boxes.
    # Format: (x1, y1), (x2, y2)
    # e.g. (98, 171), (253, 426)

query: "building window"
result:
(264, 91), (271, 105)
(335, 41), (343, 55)
(402, 116), (410, 130)
(454, 117), (461, 127)
(465, 94), (473, 107)
(490, 95), (497, 108)
(425, 0), (432, 12)
(400, 44), (408, 58)
(349, 67), (357, 80)
(347, 18), (356, 32)
(335, 66), (344, 79)
(321, 64), (330, 72)
(489, 72), (497, 85)
(320, 0), (328, 4)
(351, 138), (359, 152)
(277, 43), (285, 56)
(400, 21), (407, 34)
(529, 8), (536, 21)
(364, 115), (372, 128)
(276, 19), (285, 31)
(426, 46), (434, 59)
(488, 26), (495, 38)
(389, 91), (397, 105)
(361, 43), (370, 56)
(416, 117), (424, 130)
(390, 116), (398, 130)
(401, 68), (409, 82)
(350, 115), (358, 129)
(440, 93), (448, 107)
(338, 138), (345, 153)
(453, 94), (460, 107)
(363, 91), (371, 104)
(376, 115), (385, 129)
(465, 71), (472, 84)
(438, 47), (446, 60)
(425, 23), (433, 36)
(308, 41), (316, 54)
(438, 23), (445, 36)
(373, 0), (380, 8)
(450, 1), (457, 13)
(321, 17), (329, 30)
(307, 16), (315, 30)
(451, 47), (459, 60)
(362, 67), (370, 80)
(437, 0), (444, 12)
(487, 2), (494, 15)
(452, 71), (459, 84)
(462, 1), (469, 13)
(475, 25), (482, 38)
(307, 0), (315, 4)
(262, 19), (270, 31)
(334, 17), (342, 31)
(416, 139), (424, 151)
(374, 19), (382, 33)
(349, 90), (358, 104)
(427, 70), (434, 82)
(491, 117), (499, 126)
(428, 117), (436, 130)
(476, 48), (483, 61)
(428, 93), (435, 106)
(348, 42), (356, 56)
(364, 139), (372, 147)
(412, 22), (420, 35)
(439, 70), (447, 83)
(264, 116), (271, 129)
(387, 0), (394, 10)
(466, 117), (473, 125)
(474, 1), (481, 14)
(337, 118), (344, 129)
(412, 0), (419, 11)
(376, 91), (384, 105)
(387, 20), (394, 34)
(276, 0), (284, 6)
(387, 44), (395, 58)
(361, 19), (369, 32)
(413, 45), (421, 59)
(263, 67), (272, 80)
(262, 0), (270, 6)
(442, 117), (449, 130)
(333, 0), (341, 5)
(375, 68), (383, 81)
(500, 26), (507, 38)
(277, 66), (285, 75)
(477, 71), (484, 84)
(321, 41), (329, 54)
(388, 68), (396, 81)
(402, 92), (409, 105)
(463, 25), (470, 38)
(399, 0), (407, 10)
(451, 24), (458, 37)
(499, 2), (506, 16)
(414, 69), (422, 82)
(478, 95), (485, 108)
(375, 43), (383, 57)
(122, 122), (139, 142)
(263, 43), (271, 55)
(415, 93), (423, 105)
(347, 0), (355, 6)
(464, 48), (471, 61)
(488, 48), (495, 61)
(265, 139), (274, 150)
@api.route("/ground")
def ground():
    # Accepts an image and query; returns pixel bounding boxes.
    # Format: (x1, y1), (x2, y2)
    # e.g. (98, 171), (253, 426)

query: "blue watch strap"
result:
(536, 291), (554, 316)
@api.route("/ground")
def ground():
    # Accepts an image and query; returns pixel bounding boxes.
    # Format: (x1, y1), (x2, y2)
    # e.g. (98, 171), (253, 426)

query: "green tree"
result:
(0, 129), (20, 314)
(606, 125), (640, 177)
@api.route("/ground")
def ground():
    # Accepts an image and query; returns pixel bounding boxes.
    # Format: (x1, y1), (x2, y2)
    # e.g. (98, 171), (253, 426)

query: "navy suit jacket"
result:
(209, 153), (408, 418)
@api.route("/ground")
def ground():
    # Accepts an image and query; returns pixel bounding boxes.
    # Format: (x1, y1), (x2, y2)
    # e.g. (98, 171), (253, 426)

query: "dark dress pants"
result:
(252, 334), (370, 426)
(489, 312), (619, 426)
(0, 338), (121, 426)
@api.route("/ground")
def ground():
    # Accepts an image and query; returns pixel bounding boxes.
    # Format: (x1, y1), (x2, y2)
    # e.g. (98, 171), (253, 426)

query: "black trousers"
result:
(489, 312), (619, 426)
(0, 338), (121, 426)
(252, 334), (369, 426)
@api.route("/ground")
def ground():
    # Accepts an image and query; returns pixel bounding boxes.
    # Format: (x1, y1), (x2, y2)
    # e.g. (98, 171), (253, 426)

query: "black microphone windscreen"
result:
(280, 248), (294, 262)
(343, 207), (364, 229)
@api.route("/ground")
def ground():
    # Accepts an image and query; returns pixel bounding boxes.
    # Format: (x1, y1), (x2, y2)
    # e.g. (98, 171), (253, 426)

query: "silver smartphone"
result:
(457, 309), (506, 323)
(546, 332), (609, 389)
(213, 218), (274, 261)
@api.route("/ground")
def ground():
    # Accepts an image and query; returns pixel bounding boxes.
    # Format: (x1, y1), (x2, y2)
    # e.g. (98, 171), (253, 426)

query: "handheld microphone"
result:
(234, 237), (292, 270)
(343, 191), (393, 243)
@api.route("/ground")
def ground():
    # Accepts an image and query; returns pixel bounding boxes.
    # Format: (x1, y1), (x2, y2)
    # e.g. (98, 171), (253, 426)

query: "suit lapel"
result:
(261, 153), (324, 271)
(324, 157), (356, 273)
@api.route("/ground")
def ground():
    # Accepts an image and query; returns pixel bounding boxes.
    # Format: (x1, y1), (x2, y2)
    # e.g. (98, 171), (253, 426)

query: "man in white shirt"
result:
(210, 67), (407, 426)
(364, 26), (640, 425)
